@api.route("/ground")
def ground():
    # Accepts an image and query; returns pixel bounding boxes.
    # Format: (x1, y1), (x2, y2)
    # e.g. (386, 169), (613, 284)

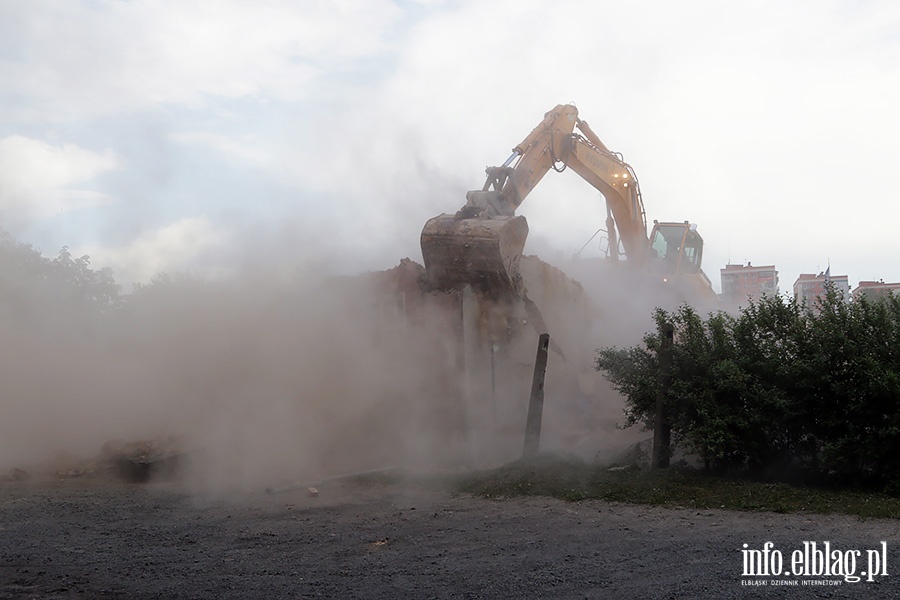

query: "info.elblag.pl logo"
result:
(740, 541), (889, 586)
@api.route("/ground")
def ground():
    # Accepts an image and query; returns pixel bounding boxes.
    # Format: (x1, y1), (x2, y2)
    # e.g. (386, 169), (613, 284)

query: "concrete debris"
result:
(332, 256), (632, 463)
(306, 487), (319, 497)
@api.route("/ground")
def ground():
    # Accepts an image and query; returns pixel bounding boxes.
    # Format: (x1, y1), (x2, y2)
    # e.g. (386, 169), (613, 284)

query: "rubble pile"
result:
(99, 437), (187, 482)
(340, 255), (621, 461)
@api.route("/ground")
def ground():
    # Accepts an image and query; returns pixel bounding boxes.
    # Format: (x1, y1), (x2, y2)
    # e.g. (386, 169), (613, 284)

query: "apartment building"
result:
(852, 280), (900, 302)
(720, 262), (778, 305)
(793, 270), (850, 306)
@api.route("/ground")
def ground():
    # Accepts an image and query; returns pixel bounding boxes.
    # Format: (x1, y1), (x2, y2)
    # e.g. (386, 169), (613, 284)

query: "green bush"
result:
(596, 289), (900, 491)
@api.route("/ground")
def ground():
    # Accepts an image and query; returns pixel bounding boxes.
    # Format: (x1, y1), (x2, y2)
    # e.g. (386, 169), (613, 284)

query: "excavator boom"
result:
(421, 105), (580, 297)
(421, 104), (712, 301)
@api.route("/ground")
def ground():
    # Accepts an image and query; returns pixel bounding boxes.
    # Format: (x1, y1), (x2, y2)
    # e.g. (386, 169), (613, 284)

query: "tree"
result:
(596, 291), (900, 491)
(0, 231), (121, 331)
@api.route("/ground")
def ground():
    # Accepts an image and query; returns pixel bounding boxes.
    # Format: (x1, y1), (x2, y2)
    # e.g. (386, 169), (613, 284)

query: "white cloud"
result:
(168, 130), (273, 170)
(0, 0), (401, 123)
(0, 135), (119, 225)
(77, 217), (231, 284)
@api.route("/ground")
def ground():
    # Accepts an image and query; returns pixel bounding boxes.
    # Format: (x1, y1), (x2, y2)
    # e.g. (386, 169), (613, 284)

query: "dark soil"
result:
(0, 475), (896, 599)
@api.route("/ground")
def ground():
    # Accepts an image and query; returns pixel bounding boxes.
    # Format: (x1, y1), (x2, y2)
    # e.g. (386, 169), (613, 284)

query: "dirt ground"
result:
(0, 475), (896, 599)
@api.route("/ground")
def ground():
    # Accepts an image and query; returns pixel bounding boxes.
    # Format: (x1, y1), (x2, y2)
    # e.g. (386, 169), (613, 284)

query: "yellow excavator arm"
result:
(560, 122), (647, 263)
(421, 104), (713, 301)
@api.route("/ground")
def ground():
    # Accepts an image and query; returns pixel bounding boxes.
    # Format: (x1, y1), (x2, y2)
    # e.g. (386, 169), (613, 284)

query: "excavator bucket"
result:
(420, 214), (529, 297)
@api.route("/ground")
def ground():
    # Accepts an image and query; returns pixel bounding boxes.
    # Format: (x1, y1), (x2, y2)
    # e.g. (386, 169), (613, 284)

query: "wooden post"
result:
(489, 338), (498, 428)
(652, 323), (674, 469)
(523, 333), (550, 459)
(460, 285), (484, 464)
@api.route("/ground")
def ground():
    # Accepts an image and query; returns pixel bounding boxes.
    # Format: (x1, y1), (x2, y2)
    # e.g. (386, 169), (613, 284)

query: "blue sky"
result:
(2, 0), (899, 292)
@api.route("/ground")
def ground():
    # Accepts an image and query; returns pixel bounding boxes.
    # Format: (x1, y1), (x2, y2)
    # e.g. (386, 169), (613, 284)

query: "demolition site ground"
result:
(1, 472), (897, 599)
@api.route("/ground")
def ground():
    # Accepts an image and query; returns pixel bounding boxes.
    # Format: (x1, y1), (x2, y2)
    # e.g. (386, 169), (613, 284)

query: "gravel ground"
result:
(0, 476), (896, 599)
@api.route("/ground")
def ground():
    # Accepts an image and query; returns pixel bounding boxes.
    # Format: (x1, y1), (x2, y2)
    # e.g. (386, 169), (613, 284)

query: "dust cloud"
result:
(0, 233), (676, 494)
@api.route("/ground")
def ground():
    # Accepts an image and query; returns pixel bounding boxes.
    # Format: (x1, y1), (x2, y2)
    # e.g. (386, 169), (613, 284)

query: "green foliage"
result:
(49, 246), (121, 310)
(0, 231), (121, 326)
(596, 290), (900, 491)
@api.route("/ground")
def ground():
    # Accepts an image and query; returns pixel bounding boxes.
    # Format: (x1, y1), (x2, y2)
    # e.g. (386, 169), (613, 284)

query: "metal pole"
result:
(523, 333), (550, 459)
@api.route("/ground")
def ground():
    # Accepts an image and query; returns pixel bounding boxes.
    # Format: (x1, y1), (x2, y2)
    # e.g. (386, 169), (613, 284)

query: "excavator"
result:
(420, 103), (716, 303)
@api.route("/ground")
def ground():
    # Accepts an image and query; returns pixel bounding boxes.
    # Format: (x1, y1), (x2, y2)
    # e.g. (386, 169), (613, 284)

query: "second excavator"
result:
(420, 104), (716, 303)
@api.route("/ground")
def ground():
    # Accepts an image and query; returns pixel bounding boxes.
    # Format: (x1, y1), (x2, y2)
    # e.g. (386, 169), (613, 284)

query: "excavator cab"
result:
(648, 221), (703, 277)
(648, 221), (717, 302)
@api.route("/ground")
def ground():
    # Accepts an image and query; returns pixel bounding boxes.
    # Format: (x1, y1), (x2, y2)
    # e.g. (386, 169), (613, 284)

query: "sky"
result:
(1, 0), (899, 294)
